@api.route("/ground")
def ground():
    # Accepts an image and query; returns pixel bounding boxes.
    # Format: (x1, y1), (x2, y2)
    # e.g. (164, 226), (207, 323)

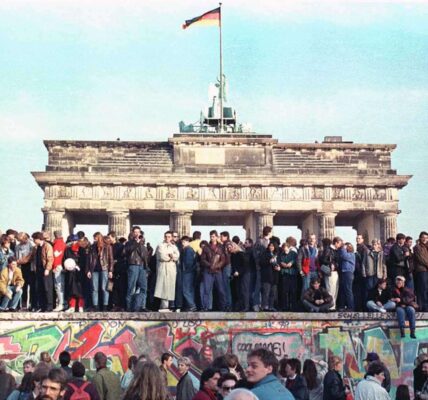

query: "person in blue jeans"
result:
(124, 226), (149, 312)
(337, 240), (355, 311)
(220, 231), (232, 312)
(0, 256), (24, 311)
(391, 275), (417, 338)
(87, 233), (113, 311)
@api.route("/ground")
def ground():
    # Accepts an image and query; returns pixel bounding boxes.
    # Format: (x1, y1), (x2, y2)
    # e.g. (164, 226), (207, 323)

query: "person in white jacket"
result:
(355, 361), (390, 400)
(155, 231), (180, 312)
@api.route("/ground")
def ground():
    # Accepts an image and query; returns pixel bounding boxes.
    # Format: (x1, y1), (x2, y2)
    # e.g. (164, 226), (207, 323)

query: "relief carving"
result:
(250, 187), (262, 200)
(186, 187), (199, 200)
(229, 187), (241, 201)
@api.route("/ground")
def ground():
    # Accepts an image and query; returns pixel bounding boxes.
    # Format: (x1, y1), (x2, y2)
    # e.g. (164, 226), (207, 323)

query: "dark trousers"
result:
(415, 271), (428, 311)
(280, 274), (298, 311)
(201, 271), (226, 311)
(175, 264), (183, 309)
(237, 272), (251, 311)
(261, 282), (277, 310)
(36, 270), (53, 311)
(182, 271), (196, 310)
(353, 274), (365, 311)
(339, 271), (354, 310)
(110, 265), (127, 309)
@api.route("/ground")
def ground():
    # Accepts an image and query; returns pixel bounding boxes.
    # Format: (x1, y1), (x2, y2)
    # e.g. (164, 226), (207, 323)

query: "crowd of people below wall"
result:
(1, 348), (428, 400)
(0, 226), (428, 334)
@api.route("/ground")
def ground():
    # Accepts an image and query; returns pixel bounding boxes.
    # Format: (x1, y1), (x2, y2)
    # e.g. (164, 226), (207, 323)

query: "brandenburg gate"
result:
(33, 133), (410, 242)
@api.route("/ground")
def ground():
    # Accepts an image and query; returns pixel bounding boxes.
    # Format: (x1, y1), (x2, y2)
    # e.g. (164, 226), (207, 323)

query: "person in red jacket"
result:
(52, 230), (67, 311)
(192, 367), (221, 400)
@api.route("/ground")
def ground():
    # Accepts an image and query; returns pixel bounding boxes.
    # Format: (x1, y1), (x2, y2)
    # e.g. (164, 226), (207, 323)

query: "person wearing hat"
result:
(391, 275), (418, 338)
(363, 352), (391, 393)
(366, 278), (396, 313)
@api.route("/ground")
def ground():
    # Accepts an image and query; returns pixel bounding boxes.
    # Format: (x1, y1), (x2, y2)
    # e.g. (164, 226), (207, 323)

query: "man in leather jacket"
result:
(124, 226), (149, 312)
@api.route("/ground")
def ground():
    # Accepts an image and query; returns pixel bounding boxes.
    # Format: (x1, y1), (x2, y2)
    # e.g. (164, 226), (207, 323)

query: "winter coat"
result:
(24, 242), (53, 272)
(414, 242), (428, 273)
(154, 242), (180, 300)
(303, 287), (332, 305)
(338, 247), (355, 273)
(388, 244), (408, 277)
(260, 251), (280, 285)
(392, 286), (417, 308)
(322, 370), (346, 400)
(251, 374), (295, 400)
(231, 250), (251, 276)
(354, 376), (390, 400)
(365, 251), (387, 279)
(285, 374), (309, 400)
(0, 267), (24, 296)
(64, 245), (84, 298)
(92, 367), (121, 400)
(176, 372), (197, 400)
(367, 287), (392, 305)
(278, 249), (298, 276)
(181, 246), (197, 273)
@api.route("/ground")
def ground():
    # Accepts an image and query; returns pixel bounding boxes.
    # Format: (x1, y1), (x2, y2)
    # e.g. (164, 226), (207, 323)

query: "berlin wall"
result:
(1, 314), (426, 397)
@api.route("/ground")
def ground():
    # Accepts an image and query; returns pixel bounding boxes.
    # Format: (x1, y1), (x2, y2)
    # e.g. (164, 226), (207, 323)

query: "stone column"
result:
(381, 212), (397, 243)
(354, 212), (379, 244)
(256, 211), (276, 239)
(62, 212), (75, 238)
(43, 209), (64, 239)
(108, 210), (130, 238)
(243, 212), (257, 241)
(299, 212), (320, 240)
(318, 212), (337, 240)
(170, 211), (192, 237)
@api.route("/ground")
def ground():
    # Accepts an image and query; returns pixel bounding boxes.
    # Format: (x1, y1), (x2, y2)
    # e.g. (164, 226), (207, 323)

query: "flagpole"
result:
(219, 2), (223, 134)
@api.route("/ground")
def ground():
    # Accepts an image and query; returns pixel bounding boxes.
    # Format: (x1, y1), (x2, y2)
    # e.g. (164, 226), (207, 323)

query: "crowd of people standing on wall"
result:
(1, 347), (428, 400)
(0, 226), (427, 333)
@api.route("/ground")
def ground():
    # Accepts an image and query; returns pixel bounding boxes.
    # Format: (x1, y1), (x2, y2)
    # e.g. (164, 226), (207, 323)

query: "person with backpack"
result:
(63, 361), (100, 400)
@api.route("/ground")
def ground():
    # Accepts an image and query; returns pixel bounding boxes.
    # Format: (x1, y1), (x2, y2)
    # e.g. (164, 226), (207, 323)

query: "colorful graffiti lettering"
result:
(0, 318), (427, 397)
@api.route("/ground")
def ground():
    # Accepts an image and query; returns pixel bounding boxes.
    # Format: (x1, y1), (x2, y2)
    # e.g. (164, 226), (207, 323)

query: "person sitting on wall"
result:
(366, 278), (396, 313)
(0, 256), (24, 311)
(302, 277), (333, 312)
(391, 275), (418, 339)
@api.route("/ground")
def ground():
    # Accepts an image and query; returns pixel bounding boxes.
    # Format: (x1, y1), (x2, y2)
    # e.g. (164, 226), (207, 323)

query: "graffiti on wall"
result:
(1, 319), (427, 394)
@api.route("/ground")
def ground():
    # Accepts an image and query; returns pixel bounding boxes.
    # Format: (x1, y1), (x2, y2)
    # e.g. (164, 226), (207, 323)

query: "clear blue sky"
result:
(0, 0), (427, 244)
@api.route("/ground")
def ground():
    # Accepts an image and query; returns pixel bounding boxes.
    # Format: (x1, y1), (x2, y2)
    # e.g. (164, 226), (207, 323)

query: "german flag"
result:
(182, 7), (221, 30)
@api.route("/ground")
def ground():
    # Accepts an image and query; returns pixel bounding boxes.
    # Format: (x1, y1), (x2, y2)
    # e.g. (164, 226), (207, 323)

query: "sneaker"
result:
(252, 305), (261, 312)
(53, 306), (64, 312)
(379, 308), (387, 313)
(175, 308), (181, 313)
(158, 309), (171, 312)
(65, 308), (75, 314)
(78, 307), (84, 313)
